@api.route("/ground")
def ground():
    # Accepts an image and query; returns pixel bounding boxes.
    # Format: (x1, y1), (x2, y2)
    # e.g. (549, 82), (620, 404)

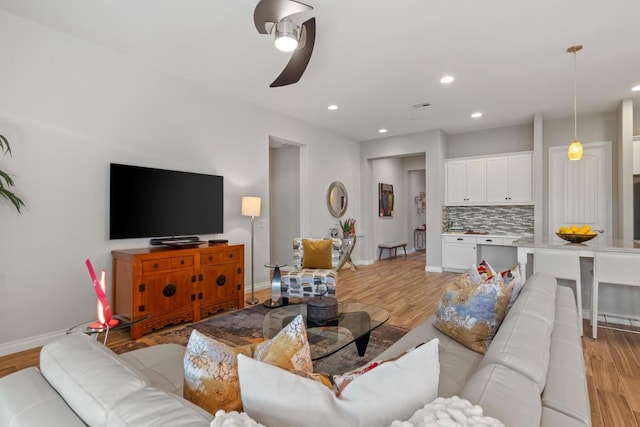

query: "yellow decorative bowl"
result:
(555, 233), (598, 244)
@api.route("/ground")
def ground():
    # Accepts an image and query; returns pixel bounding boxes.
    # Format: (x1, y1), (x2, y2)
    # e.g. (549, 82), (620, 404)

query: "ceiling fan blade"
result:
(254, 0), (313, 34)
(270, 18), (315, 87)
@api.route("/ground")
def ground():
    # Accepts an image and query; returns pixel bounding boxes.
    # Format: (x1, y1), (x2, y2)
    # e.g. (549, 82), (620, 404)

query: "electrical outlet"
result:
(256, 219), (268, 228)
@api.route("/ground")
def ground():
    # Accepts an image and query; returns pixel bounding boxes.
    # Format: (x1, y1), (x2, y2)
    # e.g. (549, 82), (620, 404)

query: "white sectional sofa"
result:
(377, 272), (591, 427)
(0, 272), (589, 426)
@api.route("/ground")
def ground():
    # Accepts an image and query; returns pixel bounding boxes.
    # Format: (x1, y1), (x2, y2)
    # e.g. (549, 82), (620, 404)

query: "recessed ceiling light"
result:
(327, 104), (338, 110)
(440, 75), (454, 84)
(632, 85), (640, 92)
(471, 112), (483, 118)
(378, 129), (388, 133)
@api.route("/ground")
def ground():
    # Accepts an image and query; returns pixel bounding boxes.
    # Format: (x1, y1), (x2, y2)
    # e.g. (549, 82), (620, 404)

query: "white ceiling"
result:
(1, 0), (639, 141)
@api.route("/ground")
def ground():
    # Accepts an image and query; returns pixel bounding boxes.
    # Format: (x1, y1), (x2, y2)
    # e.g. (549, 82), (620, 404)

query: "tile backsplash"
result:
(443, 205), (534, 235)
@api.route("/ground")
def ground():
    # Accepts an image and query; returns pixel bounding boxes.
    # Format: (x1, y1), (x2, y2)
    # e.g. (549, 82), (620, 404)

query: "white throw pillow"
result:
(238, 338), (440, 427)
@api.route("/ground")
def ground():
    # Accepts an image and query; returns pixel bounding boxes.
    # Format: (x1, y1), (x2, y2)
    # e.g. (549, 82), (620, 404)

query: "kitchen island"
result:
(514, 236), (640, 337)
(514, 236), (640, 281)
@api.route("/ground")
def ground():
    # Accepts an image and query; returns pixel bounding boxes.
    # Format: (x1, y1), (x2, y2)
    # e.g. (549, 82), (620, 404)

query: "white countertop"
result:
(514, 236), (640, 253)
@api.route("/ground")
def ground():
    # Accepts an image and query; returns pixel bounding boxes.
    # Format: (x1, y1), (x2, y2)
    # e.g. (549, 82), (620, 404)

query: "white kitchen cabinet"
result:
(442, 233), (521, 272)
(486, 154), (532, 204)
(442, 235), (477, 271)
(445, 158), (486, 205)
(446, 152), (532, 206)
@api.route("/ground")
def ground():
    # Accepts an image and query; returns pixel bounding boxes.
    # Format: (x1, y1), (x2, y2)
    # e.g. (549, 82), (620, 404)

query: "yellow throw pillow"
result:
(302, 239), (333, 269)
(183, 315), (313, 414)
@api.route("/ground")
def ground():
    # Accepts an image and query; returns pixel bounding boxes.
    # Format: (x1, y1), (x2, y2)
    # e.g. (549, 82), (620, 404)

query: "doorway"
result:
(269, 141), (301, 266)
(549, 141), (613, 237)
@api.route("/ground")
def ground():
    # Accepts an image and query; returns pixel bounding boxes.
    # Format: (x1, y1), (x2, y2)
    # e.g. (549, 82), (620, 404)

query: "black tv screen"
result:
(109, 163), (223, 239)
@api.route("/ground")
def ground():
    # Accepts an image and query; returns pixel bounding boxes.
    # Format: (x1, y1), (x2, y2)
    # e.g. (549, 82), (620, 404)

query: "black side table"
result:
(263, 263), (287, 308)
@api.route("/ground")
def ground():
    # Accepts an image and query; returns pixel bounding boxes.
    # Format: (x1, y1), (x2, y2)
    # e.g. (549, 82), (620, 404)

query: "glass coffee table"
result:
(263, 302), (389, 360)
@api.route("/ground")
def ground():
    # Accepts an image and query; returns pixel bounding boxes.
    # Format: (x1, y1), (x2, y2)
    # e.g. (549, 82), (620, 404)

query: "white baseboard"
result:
(582, 308), (640, 326)
(0, 329), (67, 357)
(425, 266), (443, 273)
(245, 281), (270, 294)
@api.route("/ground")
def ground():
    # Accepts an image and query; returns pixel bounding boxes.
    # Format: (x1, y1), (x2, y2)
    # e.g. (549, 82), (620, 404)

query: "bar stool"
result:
(534, 248), (583, 336)
(592, 252), (640, 339)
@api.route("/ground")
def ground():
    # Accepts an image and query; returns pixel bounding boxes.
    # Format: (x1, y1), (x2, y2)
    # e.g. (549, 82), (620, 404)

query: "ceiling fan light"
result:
(274, 19), (299, 52)
(568, 140), (583, 160)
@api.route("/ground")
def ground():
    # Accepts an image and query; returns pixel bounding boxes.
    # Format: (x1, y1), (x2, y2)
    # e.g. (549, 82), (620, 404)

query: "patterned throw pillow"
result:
(433, 262), (514, 354)
(501, 264), (523, 307)
(183, 314), (313, 414)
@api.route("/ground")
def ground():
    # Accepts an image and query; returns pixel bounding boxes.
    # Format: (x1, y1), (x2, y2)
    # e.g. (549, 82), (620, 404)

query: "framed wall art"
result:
(379, 183), (394, 217)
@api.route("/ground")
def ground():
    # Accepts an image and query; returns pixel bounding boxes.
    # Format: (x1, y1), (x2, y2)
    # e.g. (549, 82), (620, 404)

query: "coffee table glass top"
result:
(263, 302), (390, 360)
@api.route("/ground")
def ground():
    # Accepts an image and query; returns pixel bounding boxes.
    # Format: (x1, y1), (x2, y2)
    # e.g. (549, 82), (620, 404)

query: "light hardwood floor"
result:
(1, 251), (638, 426)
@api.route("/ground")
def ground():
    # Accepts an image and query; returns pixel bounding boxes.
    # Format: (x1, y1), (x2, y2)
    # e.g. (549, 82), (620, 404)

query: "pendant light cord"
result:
(573, 50), (578, 141)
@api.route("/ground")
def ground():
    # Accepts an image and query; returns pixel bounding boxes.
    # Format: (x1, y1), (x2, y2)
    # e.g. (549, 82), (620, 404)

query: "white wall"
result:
(0, 11), (360, 352)
(446, 123), (533, 158)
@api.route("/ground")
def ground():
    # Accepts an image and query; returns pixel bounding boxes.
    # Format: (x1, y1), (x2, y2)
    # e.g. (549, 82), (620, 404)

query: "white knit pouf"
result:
(390, 396), (505, 427)
(210, 410), (266, 427)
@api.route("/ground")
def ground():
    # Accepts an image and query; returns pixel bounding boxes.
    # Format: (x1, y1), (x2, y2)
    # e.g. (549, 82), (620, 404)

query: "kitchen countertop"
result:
(442, 232), (524, 240)
(514, 236), (640, 252)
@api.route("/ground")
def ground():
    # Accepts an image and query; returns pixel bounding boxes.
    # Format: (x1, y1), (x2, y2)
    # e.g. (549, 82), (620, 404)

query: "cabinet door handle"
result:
(216, 275), (227, 286)
(485, 239), (493, 242)
(457, 238), (463, 241)
(163, 284), (177, 297)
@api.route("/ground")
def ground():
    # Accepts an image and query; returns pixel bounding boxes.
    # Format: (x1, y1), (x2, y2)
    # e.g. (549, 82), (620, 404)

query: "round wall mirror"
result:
(327, 181), (348, 218)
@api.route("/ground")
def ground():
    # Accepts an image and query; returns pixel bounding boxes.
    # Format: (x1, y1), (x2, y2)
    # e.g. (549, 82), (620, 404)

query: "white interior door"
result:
(549, 142), (612, 239)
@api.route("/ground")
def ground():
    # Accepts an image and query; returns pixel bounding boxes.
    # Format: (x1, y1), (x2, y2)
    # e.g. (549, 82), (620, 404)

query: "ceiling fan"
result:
(253, 0), (316, 87)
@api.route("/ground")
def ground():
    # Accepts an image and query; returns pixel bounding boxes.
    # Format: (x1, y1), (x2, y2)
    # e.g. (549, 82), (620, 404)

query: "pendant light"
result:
(567, 45), (583, 161)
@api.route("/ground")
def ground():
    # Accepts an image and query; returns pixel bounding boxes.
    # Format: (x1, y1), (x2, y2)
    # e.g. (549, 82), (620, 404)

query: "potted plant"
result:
(339, 218), (355, 238)
(0, 134), (25, 212)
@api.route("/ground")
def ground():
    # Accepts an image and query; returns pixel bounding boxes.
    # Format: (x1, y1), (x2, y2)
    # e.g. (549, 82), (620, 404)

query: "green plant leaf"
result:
(0, 134), (10, 156)
(0, 187), (25, 212)
(0, 134), (25, 212)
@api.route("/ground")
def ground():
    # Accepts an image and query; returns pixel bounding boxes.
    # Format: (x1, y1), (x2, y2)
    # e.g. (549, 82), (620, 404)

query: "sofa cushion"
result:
(238, 338), (440, 427)
(118, 343), (186, 395)
(105, 386), (213, 426)
(302, 239), (333, 269)
(480, 272), (556, 392)
(0, 367), (86, 427)
(183, 314), (313, 414)
(40, 332), (151, 426)
(461, 363), (542, 427)
(376, 317), (483, 398)
(541, 407), (591, 427)
(433, 262), (514, 354)
(540, 285), (591, 426)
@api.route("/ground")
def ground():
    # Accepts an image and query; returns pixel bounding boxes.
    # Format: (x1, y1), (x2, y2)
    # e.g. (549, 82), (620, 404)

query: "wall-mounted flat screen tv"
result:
(109, 163), (223, 239)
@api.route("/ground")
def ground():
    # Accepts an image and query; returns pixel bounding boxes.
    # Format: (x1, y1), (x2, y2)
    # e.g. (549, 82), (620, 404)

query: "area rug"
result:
(111, 304), (408, 376)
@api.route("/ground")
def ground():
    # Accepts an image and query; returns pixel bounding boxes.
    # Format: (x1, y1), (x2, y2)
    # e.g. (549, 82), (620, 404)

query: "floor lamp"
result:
(242, 196), (261, 305)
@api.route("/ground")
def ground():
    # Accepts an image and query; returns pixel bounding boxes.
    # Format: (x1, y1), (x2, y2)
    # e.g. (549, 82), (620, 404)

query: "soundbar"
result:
(150, 236), (199, 246)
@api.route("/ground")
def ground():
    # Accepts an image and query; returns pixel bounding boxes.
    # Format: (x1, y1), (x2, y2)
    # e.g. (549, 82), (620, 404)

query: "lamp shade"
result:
(242, 196), (261, 217)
